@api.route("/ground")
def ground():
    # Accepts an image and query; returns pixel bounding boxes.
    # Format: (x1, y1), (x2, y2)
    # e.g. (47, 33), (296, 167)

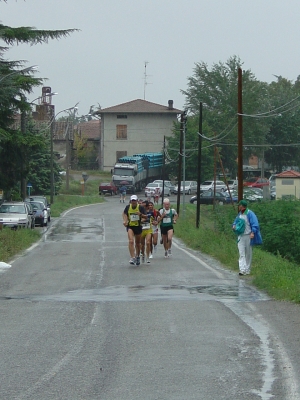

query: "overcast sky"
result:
(1, 0), (300, 117)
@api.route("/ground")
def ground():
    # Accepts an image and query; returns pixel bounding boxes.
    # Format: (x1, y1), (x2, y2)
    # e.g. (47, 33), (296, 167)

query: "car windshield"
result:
(146, 183), (159, 188)
(201, 181), (213, 185)
(31, 202), (44, 210)
(0, 205), (26, 213)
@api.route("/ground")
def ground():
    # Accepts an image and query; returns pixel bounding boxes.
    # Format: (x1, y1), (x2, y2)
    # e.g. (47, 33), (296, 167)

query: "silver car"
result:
(173, 181), (198, 195)
(144, 182), (171, 197)
(152, 180), (176, 194)
(200, 180), (227, 193)
(0, 201), (33, 229)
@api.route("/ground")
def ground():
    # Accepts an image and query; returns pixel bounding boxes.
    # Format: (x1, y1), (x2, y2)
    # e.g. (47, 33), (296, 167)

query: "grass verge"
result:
(175, 204), (300, 304)
(0, 228), (41, 262)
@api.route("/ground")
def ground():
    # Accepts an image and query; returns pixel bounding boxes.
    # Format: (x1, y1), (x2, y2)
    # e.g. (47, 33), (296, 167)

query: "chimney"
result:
(168, 100), (174, 110)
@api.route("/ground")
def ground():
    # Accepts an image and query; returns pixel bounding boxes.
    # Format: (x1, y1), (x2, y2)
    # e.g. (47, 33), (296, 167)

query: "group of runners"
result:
(122, 194), (178, 265)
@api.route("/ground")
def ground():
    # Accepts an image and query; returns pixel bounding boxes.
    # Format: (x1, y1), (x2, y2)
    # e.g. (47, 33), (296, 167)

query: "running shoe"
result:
(129, 257), (136, 265)
(149, 253), (153, 259)
(164, 250), (168, 258)
(146, 258), (151, 264)
(136, 256), (140, 266)
(168, 249), (172, 256)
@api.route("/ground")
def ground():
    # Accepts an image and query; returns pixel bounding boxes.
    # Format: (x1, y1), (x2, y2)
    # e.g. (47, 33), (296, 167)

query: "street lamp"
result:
(30, 92), (58, 106)
(50, 103), (78, 203)
(0, 65), (38, 84)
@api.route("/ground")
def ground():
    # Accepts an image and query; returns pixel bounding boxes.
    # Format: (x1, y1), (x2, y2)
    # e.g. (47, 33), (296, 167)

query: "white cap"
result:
(130, 195), (138, 201)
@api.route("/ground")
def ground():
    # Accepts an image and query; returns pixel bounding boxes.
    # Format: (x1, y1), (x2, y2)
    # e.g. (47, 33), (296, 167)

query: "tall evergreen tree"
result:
(0, 13), (78, 195)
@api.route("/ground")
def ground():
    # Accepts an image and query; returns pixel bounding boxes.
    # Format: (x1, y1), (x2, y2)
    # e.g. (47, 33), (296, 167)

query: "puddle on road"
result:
(1, 282), (269, 303)
(46, 219), (103, 242)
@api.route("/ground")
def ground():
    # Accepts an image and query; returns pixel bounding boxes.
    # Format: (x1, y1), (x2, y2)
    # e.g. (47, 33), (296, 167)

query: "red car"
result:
(99, 182), (118, 195)
(243, 177), (270, 189)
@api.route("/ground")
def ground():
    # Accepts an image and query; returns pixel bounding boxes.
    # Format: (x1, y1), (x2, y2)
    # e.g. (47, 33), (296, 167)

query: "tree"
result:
(264, 76), (300, 172)
(181, 56), (268, 178)
(0, 17), (78, 197)
(165, 115), (215, 182)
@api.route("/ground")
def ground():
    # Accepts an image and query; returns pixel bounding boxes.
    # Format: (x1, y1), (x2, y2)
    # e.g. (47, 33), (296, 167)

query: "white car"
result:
(200, 180), (227, 193)
(144, 182), (170, 197)
(152, 180), (176, 194)
(0, 202), (33, 229)
(173, 181), (198, 195)
(227, 179), (238, 190)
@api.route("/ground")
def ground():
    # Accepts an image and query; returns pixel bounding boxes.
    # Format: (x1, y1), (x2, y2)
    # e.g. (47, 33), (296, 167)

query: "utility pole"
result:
(50, 106), (55, 204)
(20, 110), (27, 200)
(196, 103), (202, 228)
(238, 67), (243, 202)
(176, 113), (184, 215)
(182, 111), (187, 218)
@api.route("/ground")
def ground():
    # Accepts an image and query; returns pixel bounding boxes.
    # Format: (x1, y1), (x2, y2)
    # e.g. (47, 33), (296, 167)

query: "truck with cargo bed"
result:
(112, 152), (163, 193)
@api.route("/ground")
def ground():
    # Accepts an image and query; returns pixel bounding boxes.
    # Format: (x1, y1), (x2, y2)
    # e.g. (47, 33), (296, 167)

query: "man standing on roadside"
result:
(122, 195), (147, 265)
(119, 185), (127, 203)
(157, 198), (178, 258)
(232, 199), (262, 276)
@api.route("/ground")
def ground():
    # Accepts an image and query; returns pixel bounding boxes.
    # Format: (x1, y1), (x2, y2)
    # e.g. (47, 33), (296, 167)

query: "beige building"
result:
(98, 99), (182, 171)
(275, 170), (300, 199)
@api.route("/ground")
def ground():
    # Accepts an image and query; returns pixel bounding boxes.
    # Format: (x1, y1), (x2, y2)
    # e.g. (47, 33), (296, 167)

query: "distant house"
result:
(98, 99), (182, 171)
(74, 120), (101, 169)
(275, 170), (300, 199)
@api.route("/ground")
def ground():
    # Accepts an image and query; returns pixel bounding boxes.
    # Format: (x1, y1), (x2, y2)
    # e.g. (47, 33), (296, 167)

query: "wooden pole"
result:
(176, 114), (184, 215)
(196, 103), (202, 228)
(238, 67), (243, 202)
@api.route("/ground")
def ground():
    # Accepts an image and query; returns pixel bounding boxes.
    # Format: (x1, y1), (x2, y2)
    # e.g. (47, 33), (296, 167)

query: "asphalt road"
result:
(0, 196), (299, 399)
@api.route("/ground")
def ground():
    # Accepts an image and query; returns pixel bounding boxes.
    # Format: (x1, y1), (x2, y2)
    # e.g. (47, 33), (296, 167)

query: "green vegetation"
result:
(175, 202), (300, 303)
(0, 228), (41, 262)
(1, 174), (300, 304)
(51, 194), (104, 218)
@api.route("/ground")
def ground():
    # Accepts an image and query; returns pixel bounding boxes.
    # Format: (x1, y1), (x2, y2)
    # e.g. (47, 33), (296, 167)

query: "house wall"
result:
(275, 178), (300, 199)
(101, 113), (177, 171)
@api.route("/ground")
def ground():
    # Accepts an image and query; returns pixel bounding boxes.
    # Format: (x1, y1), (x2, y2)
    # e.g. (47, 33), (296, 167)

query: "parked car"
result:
(173, 180), (198, 195)
(0, 201), (33, 229)
(227, 179), (238, 190)
(25, 196), (51, 222)
(243, 177), (270, 189)
(144, 182), (170, 197)
(270, 187), (276, 200)
(152, 180), (176, 194)
(190, 190), (232, 205)
(269, 174), (276, 188)
(228, 188), (263, 202)
(200, 180), (227, 193)
(27, 201), (48, 227)
(25, 202), (36, 229)
(99, 182), (118, 196)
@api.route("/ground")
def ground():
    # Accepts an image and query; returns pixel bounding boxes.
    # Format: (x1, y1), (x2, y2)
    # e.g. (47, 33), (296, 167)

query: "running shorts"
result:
(160, 225), (174, 235)
(127, 225), (142, 235)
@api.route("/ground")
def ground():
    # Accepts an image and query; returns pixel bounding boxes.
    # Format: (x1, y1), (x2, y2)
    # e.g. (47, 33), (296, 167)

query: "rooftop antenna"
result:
(143, 61), (152, 100)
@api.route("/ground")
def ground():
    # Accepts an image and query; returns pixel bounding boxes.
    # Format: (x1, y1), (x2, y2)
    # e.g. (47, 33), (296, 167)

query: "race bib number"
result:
(163, 217), (171, 224)
(130, 214), (139, 222)
(142, 223), (151, 230)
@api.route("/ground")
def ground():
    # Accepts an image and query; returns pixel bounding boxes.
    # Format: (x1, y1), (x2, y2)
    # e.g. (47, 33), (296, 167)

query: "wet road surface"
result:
(0, 196), (299, 399)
